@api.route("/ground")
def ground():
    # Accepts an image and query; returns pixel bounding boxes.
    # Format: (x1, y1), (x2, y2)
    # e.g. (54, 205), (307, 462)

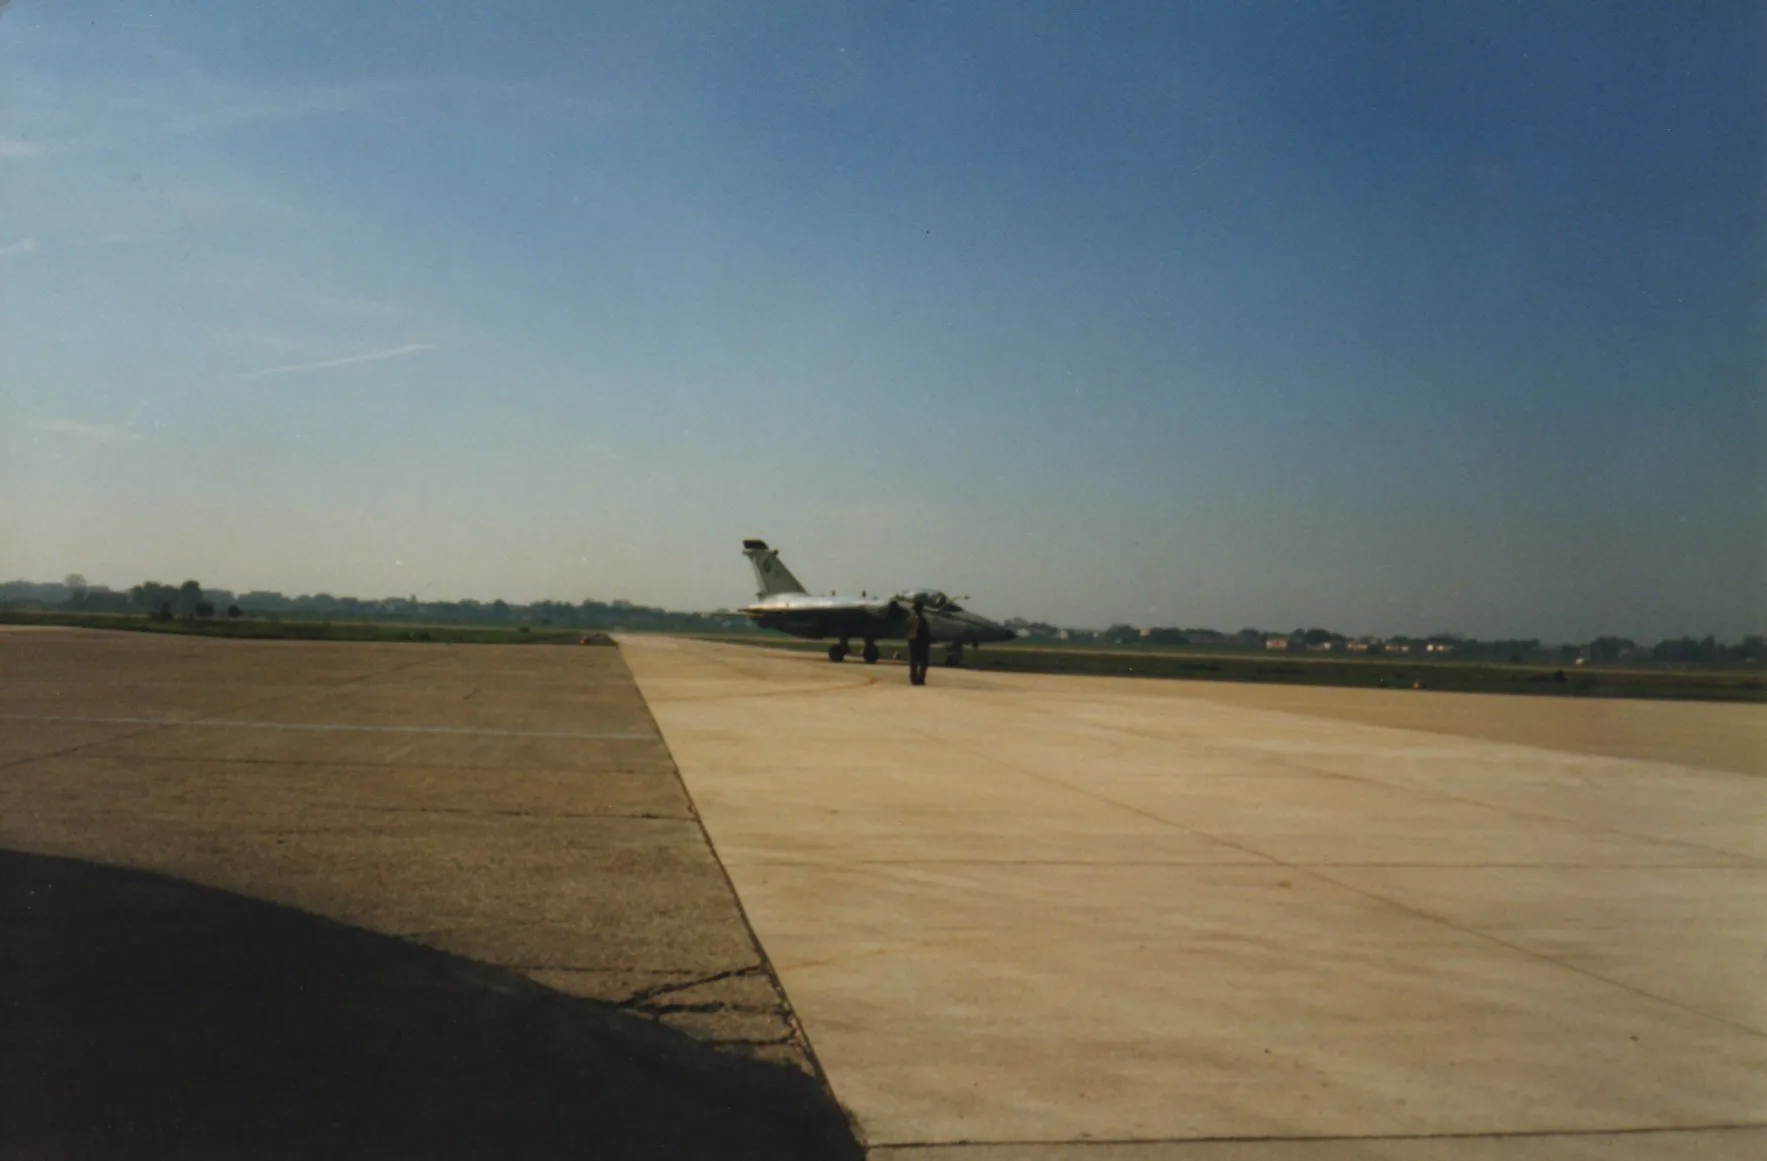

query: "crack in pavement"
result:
(641, 1000), (781, 1016)
(619, 963), (768, 1007)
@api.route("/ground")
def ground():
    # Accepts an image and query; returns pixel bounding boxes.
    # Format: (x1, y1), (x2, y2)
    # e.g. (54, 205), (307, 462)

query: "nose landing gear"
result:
(862, 640), (880, 664)
(828, 641), (849, 662)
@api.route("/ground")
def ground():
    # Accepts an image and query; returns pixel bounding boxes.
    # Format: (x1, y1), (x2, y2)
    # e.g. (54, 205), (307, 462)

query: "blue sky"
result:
(3, 1), (1761, 640)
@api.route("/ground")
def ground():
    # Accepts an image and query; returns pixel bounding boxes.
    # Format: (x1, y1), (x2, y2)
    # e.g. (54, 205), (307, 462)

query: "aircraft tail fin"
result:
(742, 539), (808, 598)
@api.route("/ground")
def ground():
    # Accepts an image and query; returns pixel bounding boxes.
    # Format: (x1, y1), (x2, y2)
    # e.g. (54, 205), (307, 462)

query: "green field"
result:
(705, 634), (1766, 704)
(10, 612), (1758, 702)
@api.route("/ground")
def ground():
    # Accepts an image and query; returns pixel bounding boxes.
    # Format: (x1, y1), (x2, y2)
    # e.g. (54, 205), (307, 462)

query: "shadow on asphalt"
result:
(0, 850), (861, 1160)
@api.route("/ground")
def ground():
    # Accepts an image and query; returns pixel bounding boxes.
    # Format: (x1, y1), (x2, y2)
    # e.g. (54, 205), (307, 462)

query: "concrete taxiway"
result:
(620, 636), (1767, 1158)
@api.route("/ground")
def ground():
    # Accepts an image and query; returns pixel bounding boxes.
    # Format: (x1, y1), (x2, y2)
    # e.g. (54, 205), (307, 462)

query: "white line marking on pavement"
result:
(0, 714), (658, 741)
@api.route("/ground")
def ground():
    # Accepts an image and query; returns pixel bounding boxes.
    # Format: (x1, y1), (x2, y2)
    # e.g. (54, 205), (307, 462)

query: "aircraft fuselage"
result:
(740, 593), (1014, 647)
(738, 540), (1016, 656)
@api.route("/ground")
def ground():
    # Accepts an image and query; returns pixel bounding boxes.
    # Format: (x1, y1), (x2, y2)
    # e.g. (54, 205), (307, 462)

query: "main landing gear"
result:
(944, 643), (965, 668)
(828, 639), (883, 664)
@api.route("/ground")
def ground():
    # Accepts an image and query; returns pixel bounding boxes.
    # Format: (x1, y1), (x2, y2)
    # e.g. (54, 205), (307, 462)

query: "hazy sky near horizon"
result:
(3, 1), (1762, 640)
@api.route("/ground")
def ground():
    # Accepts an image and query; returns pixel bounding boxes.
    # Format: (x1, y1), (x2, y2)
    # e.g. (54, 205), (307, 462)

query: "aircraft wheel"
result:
(862, 642), (880, 664)
(944, 646), (965, 668)
(828, 644), (848, 663)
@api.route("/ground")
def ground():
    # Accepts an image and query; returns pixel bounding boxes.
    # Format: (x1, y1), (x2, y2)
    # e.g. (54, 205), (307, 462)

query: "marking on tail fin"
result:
(742, 538), (808, 597)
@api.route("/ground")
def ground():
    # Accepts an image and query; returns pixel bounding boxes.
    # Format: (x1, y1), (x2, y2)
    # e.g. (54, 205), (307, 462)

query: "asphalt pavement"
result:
(0, 629), (859, 1159)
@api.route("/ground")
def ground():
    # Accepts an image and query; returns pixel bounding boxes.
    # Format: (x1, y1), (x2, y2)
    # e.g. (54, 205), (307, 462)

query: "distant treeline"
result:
(0, 577), (754, 636)
(3, 577), (1760, 666)
(1000, 621), (1766, 667)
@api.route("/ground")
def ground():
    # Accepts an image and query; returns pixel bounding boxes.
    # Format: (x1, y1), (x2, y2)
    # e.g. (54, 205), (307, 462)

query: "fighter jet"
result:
(740, 539), (1016, 665)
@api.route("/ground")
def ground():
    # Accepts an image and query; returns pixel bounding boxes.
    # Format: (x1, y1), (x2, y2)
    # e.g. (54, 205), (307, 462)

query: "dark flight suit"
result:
(906, 608), (932, 685)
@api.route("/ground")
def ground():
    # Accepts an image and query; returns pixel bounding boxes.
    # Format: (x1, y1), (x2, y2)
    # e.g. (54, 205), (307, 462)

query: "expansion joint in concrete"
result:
(919, 723), (1767, 1041)
(869, 1121), (1767, 1152)
(617, 639), (855, 1124)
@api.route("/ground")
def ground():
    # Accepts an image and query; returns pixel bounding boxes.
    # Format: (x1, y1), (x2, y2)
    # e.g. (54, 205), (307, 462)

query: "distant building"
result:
(1265, 636), (1292, 651)
(1425, 642), (1456, 655)
(1347, 640), (1373, 653)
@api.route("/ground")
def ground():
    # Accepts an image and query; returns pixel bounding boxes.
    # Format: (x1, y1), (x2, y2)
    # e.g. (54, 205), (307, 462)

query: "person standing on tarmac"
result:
(906, 596), (932, 686)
